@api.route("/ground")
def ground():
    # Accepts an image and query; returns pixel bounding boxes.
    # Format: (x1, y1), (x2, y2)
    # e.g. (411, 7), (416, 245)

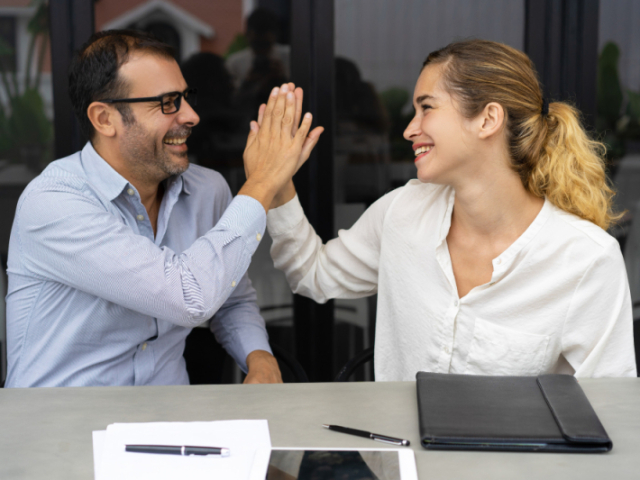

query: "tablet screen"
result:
(266, 449), (400, 480)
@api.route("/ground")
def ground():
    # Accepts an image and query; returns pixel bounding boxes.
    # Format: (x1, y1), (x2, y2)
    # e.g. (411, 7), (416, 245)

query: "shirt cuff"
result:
(219, 194), (267, 255)
(267, 194), (306, 236)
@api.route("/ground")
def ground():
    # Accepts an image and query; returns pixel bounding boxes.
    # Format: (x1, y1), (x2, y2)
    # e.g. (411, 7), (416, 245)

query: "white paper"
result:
(92, 430), (106, 479)
(94, 420), (271, 480)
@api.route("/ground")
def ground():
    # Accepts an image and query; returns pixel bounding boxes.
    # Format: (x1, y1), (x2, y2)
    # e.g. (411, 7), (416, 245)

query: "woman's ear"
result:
(478, 102), (505, 139)
(87, 102), (117, 139)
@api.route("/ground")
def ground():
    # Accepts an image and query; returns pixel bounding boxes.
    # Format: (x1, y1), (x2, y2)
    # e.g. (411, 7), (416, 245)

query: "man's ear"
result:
(477, 102), (505, 140)
(87, 102), (117, 139)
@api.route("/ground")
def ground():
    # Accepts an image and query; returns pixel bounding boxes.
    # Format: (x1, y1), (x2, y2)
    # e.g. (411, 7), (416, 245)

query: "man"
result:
(4, 30), (321, 387)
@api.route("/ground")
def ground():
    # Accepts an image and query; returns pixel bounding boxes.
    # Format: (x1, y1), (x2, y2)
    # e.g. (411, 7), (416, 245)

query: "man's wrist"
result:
(238, 178), (277, 212)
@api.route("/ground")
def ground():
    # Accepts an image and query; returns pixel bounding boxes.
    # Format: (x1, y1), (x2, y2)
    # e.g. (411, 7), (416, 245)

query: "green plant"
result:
(596, 41), (640, 164)
(0, 0), (53, 169)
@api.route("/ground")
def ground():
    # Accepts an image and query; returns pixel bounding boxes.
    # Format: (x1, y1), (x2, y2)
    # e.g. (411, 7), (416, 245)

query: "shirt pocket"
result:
(464, 317), (551, 376)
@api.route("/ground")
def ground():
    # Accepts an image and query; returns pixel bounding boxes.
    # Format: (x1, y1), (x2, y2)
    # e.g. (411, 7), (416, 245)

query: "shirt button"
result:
(444, 346), (451, 354)
(231, 281), (237, 287)
(454, 299), (459, 307)
(141, 343), (147, 351)
(136, 214), (144, 221)
(496, 258), (502, 265)
(127, 188), (134, 196)
(256, 233), (262, 241)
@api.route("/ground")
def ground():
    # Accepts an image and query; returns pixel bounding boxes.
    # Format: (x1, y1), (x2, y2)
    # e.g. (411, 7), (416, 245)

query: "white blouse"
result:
(267, 181), (637, 380)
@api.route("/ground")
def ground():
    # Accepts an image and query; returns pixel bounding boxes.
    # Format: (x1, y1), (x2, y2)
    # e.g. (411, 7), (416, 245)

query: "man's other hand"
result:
(243, 349), (283, 384)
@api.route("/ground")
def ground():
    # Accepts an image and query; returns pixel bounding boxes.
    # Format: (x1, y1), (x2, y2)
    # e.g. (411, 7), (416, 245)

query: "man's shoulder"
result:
(21, 153), (90, 198)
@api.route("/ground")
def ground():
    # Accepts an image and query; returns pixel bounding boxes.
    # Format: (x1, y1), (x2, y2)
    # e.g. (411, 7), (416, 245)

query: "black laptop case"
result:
(416, 372), (612, 453)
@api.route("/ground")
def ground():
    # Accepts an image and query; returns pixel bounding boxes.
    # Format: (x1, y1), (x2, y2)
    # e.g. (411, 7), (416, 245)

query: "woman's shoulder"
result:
(545, 201), (622, 261)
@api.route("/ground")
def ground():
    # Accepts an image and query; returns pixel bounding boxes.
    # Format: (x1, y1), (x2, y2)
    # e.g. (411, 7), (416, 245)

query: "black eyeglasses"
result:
(101, 87), (197, 114)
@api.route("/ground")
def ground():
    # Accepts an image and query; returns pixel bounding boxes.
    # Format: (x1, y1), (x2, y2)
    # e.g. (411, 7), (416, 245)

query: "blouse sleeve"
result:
(266, 190), (401, 303)
(561, 240), (637, 377)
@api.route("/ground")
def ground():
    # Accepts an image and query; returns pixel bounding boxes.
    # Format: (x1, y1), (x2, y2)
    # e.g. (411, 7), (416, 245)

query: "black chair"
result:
(184, 326), (308, 383)
(334, 346), (374, 382)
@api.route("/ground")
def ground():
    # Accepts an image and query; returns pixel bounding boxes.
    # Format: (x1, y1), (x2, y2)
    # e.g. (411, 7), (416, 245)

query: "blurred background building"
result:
(0, 0), (638, 383)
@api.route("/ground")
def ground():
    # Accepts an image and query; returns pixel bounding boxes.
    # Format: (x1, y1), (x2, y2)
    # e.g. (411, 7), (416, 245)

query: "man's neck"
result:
(93, 140), (165, 235)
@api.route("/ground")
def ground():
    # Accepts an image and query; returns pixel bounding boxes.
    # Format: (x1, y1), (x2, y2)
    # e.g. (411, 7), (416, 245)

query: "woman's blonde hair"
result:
(423, 39), (620, 230)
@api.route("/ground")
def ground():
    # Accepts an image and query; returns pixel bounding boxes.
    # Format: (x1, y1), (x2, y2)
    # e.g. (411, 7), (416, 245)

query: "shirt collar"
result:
(80, 142), (191, 200)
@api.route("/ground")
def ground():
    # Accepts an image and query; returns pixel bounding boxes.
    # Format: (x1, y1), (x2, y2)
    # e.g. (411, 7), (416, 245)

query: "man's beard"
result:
(120, 119), (191, 181)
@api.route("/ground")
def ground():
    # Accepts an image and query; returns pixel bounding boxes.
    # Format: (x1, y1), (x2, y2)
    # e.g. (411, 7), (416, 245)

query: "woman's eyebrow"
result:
(415, 94), (436, 104)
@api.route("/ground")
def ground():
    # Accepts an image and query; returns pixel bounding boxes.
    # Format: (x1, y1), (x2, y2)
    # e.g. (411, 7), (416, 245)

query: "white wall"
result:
(335, 0), (525, 94)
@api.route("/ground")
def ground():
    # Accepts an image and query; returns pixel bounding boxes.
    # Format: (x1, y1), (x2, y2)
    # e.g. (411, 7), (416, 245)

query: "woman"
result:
(264, 40), (636, 380)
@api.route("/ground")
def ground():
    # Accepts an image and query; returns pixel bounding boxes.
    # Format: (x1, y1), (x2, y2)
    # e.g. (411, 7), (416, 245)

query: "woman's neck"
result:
(449, 164), (544, 243)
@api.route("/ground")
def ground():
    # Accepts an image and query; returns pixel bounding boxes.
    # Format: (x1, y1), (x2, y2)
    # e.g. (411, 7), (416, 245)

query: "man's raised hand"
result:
(239, 83), (323, 211)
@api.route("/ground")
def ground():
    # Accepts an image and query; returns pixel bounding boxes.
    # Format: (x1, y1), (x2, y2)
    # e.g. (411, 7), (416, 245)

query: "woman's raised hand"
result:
(239, 83), (323, 211)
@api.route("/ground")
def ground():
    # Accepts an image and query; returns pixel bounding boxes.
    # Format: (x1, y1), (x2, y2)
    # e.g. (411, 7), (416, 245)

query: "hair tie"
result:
(541, 97), (549, 117)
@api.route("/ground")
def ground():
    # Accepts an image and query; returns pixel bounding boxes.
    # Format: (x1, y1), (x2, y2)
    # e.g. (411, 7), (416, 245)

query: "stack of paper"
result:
(93, 420), (271, 480)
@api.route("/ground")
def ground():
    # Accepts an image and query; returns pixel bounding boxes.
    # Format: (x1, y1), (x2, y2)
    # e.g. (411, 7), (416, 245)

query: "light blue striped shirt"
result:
(5, 142), (271, 387)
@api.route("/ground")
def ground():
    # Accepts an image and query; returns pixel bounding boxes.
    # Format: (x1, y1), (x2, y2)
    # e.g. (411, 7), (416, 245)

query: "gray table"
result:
(1, 379), (639, 479)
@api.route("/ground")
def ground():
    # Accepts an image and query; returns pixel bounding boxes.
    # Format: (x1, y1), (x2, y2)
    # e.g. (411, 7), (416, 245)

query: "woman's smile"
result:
(413, 143), (434, 163)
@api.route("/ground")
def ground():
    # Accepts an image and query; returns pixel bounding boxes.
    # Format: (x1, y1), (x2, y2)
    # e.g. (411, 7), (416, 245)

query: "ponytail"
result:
(526, 102), (619, 230)
(424, 40), (620, 230)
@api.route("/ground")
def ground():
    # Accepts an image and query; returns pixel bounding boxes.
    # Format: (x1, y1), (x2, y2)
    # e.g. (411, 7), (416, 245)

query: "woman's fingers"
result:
(299, 126), (324, 164)
(245, 120), (259, 150)
(293, 112), (314, 149)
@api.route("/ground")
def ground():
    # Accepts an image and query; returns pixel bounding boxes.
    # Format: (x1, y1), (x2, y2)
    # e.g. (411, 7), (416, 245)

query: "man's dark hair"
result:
(68, 29), (175, 141)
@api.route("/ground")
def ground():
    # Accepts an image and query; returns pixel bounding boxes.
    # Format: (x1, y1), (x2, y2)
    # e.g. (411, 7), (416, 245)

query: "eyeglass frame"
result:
(100, 87), (197, 114)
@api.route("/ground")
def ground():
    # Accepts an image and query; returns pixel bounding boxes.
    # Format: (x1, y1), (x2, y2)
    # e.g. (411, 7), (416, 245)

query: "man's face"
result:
(116, 53), (200, 182)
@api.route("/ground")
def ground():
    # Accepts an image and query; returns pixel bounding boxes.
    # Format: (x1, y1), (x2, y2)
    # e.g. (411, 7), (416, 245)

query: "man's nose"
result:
(178, 99), (200, 127)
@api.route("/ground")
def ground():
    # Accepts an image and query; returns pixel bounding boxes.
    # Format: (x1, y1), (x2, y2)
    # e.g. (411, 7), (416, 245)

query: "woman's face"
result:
(403, 64), (478, 185)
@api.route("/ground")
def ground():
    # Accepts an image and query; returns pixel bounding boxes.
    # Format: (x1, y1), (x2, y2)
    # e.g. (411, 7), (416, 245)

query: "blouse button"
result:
(136, 214), (144, 221)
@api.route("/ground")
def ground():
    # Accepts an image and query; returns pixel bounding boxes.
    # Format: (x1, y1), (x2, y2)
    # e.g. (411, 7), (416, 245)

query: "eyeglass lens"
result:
(161, 90), (197, 114)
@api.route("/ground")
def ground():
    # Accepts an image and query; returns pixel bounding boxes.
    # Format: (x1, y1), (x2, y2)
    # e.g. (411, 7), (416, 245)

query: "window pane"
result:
(0, 1), (54, 381)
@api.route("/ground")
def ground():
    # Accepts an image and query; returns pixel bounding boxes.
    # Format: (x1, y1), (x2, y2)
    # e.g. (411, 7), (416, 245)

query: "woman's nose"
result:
(403, 115), (421, 142)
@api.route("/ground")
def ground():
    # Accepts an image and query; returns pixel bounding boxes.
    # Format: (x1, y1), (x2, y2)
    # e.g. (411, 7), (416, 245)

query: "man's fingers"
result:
(257, 103), (266, 126)
(281, 90), (296, 139)
(259, 86), (280, 135)
(269, 83), (289, 138)
(292, 87), (303, 137)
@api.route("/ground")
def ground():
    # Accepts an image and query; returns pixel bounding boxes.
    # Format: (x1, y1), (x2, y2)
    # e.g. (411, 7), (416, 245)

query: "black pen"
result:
(322, 424), (410, 446)
(125, 444), (230, 456)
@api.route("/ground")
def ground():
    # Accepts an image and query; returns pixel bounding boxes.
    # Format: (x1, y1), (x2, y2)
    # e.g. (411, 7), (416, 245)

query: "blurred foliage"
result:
(225, 33), (249, 59)
(0, 0), (52, 170)
(380, 87), (413, 161)
(596, 41), (640, 164)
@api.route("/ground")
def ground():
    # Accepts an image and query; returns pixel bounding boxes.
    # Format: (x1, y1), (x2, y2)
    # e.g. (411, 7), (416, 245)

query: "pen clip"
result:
(372, 434), (405, 446)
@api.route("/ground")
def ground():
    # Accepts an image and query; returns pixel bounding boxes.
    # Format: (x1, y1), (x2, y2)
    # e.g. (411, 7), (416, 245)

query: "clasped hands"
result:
(239, 82), (324, 212)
